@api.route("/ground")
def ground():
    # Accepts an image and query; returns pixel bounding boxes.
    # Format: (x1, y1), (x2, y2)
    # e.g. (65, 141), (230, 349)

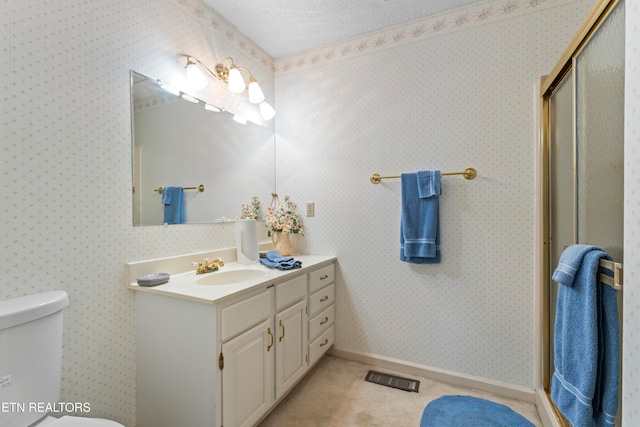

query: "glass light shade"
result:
(227, 67), (246, 93)
(248, 80), (265, 104)
(259, 102), (276, 120)
(158, 81), (180, 96)
(233, 115), (247, 124)
(181, 93), (199, 103)
(204, 103), (220, 112)
(185, 63), (208, 90)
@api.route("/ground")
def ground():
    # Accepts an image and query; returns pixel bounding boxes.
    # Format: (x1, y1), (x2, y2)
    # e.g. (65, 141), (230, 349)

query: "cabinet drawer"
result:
(276, 274), (307, 311)
(309, 304), (334, 341)
(309, 325), (334, 366)
(309, 264), (334, 294)
(221, 290), (271, 342)
(309, 284), (334, 317)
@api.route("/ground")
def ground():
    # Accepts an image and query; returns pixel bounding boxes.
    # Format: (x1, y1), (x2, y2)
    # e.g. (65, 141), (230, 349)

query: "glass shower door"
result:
(548, 70), (576, 383)
(544, 0), (624, 424)
(574, 1), (625, 259)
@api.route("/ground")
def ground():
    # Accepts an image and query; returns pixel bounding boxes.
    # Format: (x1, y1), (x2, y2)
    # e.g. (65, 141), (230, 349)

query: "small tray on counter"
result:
(137, 273), (170, 287)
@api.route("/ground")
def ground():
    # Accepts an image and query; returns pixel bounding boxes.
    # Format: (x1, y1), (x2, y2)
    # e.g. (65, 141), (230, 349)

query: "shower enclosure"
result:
(539, 0), (624, 425)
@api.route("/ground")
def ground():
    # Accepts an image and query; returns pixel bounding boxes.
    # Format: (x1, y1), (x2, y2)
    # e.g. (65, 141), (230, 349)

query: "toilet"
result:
(0, 291), (124, 427)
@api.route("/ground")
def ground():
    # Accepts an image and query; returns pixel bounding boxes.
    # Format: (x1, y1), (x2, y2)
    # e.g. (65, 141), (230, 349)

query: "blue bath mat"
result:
(420, 395), (534, 427)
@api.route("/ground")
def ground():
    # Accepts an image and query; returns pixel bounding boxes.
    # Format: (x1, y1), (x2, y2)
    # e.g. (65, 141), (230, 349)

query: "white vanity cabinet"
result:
(130, 255), (335, 427)
(221, 274), (308, 427)
(222, 317), (275, 427)
(274, 275), (308, 400)
(308, 264), (336, 365)
(221, 288), (275, 427)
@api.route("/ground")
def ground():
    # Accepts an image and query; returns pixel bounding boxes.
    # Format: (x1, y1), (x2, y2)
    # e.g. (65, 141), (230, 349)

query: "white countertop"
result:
(127, 255), (336, 304)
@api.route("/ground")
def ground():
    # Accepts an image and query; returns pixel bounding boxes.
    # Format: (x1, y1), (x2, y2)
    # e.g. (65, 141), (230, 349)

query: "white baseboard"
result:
(328, 347), (536, 404)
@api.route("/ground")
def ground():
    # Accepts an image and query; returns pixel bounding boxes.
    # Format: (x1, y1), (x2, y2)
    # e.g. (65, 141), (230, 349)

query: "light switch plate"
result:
(306, 202), (315, 217)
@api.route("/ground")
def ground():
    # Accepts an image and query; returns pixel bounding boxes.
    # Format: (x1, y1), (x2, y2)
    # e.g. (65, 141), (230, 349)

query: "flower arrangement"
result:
(238, 196), (263, 220)
(265, 195), (304, 237)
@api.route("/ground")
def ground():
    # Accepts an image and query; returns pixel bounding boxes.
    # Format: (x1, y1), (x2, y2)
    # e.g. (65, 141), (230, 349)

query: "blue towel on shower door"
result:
(400, 171), (441, 264)
(551, 244), (620, 427)
(162, 186), (185, 224)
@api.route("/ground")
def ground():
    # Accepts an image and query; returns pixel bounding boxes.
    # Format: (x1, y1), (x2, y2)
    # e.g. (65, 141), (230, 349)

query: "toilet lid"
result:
(46, 416), (124, 427)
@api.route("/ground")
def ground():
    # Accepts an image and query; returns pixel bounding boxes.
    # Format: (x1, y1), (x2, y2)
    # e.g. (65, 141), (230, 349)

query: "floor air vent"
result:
(365, 370), (420, 392)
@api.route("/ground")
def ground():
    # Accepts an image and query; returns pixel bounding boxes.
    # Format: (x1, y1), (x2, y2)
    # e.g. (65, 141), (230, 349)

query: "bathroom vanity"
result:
(127, 252), (336, 427)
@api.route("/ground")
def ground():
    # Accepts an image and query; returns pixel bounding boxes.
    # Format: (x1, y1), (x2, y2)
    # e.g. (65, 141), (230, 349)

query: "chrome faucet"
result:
(193, 258), (224, 275)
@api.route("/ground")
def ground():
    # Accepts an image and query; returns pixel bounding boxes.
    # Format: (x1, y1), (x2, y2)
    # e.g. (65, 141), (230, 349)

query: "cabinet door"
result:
(222, 318), (275, 427)
(275, 299), (308, 399)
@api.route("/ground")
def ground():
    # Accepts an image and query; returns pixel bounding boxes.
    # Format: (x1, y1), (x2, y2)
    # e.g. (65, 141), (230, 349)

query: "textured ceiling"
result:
(203, 0), (486, 58)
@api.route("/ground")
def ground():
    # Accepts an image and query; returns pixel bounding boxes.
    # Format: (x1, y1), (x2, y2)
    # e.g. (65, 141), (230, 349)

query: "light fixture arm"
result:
(236, 66), (255, 84)
(209, 57), (253, 87)
(184, 54), (273, 119)
(187, 55), (260, 92)
(186, 56), (219, 82)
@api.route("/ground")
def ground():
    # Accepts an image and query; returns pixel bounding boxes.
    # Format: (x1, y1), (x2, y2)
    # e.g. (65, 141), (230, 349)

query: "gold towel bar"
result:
(370, 168), (477, 184)
(154, 184), (205, 195)
(599, 258), (623, 291)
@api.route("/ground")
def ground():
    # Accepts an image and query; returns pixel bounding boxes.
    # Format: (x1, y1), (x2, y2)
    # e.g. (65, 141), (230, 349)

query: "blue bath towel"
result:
(260, 251), (301, 270)
(400, 171), (441, 264)
(594, 262), (620, 427)
(551, 244), (619, 427)
(162, 186), (185, 224)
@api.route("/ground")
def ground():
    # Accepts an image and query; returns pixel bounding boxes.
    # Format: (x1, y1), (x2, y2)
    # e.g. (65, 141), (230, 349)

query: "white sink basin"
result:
(196, 269), (268, 286)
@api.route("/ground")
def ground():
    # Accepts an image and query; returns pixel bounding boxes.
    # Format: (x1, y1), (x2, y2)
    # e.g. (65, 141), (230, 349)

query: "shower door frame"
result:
(538, 0), (623, 425)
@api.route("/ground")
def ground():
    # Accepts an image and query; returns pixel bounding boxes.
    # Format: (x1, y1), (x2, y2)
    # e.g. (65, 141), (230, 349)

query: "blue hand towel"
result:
(260, 251), (302, 270)
(551, 244), (619, 427)
(417, 170), (441, 198)
(162, 186), (185, 224)
(400, 171), (441, 264)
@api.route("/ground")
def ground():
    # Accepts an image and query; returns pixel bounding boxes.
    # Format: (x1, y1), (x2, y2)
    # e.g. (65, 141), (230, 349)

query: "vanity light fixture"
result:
(204, 103), (220, 112)
(233, 114), (247, 125)
(185, 57), (208, 91)
(158, 80), (180, 96)
(184, 55), (275, 120)
(157, 78), (222, 113)
(259, 102), (276, 121)
(181, 93), (199, 103)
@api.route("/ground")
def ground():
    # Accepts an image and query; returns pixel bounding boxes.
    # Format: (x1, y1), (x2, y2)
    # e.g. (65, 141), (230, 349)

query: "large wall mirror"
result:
(130, 71), (275, 226)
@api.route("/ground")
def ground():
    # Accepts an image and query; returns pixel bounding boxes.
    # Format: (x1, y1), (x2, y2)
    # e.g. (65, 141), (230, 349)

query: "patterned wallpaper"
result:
(1, 0), (272, 425)
(3, 0), (638, 425)
(273, 0), (593, 389)
(623, 1), (640, 424)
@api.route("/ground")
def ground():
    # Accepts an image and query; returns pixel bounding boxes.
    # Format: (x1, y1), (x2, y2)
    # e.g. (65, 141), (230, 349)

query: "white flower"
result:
(240, 196), (263, 220)
(265, 195), (304, 237)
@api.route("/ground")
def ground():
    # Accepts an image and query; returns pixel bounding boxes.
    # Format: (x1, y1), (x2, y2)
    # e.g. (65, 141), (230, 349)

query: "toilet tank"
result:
(0, 291), (69, 427)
